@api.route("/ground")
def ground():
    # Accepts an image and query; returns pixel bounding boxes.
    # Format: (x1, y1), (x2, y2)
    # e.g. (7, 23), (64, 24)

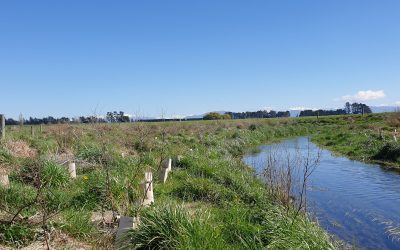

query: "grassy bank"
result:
(0, 113), (398, 248)
(309, 113), (400, 169)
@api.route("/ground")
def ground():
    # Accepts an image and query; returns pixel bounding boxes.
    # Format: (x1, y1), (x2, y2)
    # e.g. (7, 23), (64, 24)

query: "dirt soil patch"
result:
(0, 231), (92, 250)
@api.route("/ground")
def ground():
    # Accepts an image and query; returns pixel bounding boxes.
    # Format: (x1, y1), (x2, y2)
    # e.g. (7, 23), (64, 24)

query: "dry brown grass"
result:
(0, 231), (92, 250)
(386, 112), (400, 128)
(47, 148), (75, 165)
(5, 140), (37, 158)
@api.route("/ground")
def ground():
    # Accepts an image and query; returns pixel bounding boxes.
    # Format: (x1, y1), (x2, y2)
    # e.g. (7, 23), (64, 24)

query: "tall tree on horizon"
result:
(345, 102), (351, 114)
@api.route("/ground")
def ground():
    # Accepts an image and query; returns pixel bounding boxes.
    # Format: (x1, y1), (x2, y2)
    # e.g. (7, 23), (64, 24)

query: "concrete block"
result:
(115, 216), (139, 247)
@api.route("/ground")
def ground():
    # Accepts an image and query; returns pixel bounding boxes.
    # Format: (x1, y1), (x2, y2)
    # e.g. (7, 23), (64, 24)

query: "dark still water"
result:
(243, 137), (400, 250)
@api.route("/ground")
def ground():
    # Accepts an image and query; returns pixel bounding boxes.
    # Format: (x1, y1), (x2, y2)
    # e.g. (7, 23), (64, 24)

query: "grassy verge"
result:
(309, 113), (400, 169)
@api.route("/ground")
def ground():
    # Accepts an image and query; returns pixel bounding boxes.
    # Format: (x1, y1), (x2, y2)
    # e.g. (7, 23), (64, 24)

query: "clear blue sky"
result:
(1, 1), (399, 118)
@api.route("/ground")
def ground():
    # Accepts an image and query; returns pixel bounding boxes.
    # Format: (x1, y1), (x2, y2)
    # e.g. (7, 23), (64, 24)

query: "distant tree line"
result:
(299, 109), (347, 117)
(203, 110), (291, 120)
(4, 111), (132, 125)
(299, 103), (372, 117)
(225, 110), (290, 119)
(6, 116), (72, 125)
(4, 110), (207, 125)
(3, 103), (373, 125)
(4, 116), (108, 125)
(203, 112), (232, 120)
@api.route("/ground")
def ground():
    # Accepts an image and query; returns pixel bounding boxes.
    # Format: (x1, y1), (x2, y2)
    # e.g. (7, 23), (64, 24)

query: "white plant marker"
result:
(167, 158), (172, 172)
(0, 173), (10, 189)
(68, 162), (77, 178)
(394, 129), (398, 142)
(159, 158), (172, 183)
(142, 172), (154, 206)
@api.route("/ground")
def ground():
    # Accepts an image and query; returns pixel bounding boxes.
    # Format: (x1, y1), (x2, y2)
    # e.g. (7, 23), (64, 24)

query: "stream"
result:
(243, 137), (400, 249)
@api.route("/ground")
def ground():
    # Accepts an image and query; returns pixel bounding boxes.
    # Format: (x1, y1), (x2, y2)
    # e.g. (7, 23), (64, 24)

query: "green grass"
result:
(311, 113), (400, 168)
(0, 223), (35, 247)
(125, 204), (226, 249)
(58, 209), (95, 239)
(1, 113), (398, 248)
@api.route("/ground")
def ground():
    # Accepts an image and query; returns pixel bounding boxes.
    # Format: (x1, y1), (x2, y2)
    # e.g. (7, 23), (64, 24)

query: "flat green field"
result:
(0, 113), (398, 249)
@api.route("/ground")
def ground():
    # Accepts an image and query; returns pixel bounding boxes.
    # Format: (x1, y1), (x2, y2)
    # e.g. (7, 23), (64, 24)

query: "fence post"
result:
(0, 114), (5, 140)
(31, 126), (34, 137)
(394, 129), (398, 142)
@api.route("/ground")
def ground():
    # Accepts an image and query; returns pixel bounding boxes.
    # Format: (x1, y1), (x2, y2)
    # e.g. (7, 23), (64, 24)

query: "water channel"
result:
(243, 137), (400, 249)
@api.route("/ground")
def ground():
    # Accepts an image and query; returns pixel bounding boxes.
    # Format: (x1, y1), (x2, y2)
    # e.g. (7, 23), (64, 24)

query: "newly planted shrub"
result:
(0, 182), (38, 217)
(41, 161), (70, 188)
(59, 209), (95, 239)
(249, 124), (257, 131)
(0, 223), (35, 247)
(70, 170), (105, 210)
(77, 144), (104, 163)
